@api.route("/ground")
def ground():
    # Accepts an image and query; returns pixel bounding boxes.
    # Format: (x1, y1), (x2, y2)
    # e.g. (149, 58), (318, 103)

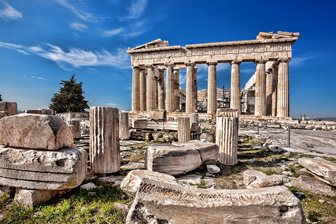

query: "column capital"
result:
(207, 61), (218, 65)
(231, 60), (241, 65)
(164, 63), (174, 67)
(145, 64), (155, 69)
(255, 59), (267, 64)
(132, 65), (140, 69)
(185, 62), (195, 66)
(278, 57), (290, 63)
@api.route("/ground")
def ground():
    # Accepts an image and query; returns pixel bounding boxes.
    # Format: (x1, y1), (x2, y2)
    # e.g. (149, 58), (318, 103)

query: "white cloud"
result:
(0, 41), (130, 69)
(123, 19), (151, 39)
(70, 22), (87, 31)
(101, 27), (124, 37)
(0, 1), (22, 21)
(291, 55), (315, 67)
(31, 75), (48, 81)
(122, 0), (148, 20)
(56, 0), (96, 22)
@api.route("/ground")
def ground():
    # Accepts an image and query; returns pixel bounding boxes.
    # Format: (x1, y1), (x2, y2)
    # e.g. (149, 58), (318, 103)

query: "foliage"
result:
(0, 184), (129, 224)
(50, 75), (89, 113)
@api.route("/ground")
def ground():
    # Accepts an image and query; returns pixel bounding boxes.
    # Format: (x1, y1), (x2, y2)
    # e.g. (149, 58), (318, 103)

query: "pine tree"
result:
(50, 75), (89, 113)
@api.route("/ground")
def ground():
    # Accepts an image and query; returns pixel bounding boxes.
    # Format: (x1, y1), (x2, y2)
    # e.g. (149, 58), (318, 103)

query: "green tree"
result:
(50, 75), (89, 113)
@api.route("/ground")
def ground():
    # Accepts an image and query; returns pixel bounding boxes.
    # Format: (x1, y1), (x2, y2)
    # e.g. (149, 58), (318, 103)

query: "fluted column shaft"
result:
(254, 61), (266, 116)
(272, 65), (278, 117)
(158, 69), (165, 110)
(131, 66), (140, 111)
(153, 72), (158, 109)
(207, 63), (217, 115)
(193, 67), (198, 112)
(216, 109), (239, 165)
(165, 64), (174, 112)
(265, 61), (275, 116)
(140, 70), (147, 111)
(230, 61), (240, 113)
(90, 107), (120, 174)
(174, 69), (180, 111)
(177, 117), (190, 143)
(277, 59), (289, 117)
(146, 66), (155, 111)
(119, 112), (129, 140)
(186, 63), (194, 113)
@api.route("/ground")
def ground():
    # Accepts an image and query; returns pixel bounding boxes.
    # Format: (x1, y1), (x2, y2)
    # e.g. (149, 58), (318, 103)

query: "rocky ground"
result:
(0, 128), (336, 223)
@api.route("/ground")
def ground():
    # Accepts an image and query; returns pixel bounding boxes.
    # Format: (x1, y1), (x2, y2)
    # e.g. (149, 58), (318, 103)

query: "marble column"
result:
(158, 69), (165, 110)
(186, 63), (194, 114)
(119, 112), (129, 140)
(140, 70), (147, 111)
(265, 61), (275, 116)
(165, 64), (174, 112)
(146, 66), (155, 111)
(177, 117), (190, 143)
(174, 69), (180, 111)
(272, 64), (278, 117)
(207, 62), (217, 115)
(131, 66), (140, 112)
(153, 74), (158, 109)
(193, 66), (198, 112)
(90, 107), (120, 174)
(254, 60), (266, 116)
(277, 58), (289, 118)
(216, 109), (239, 165)
(230, 61), (240, 113)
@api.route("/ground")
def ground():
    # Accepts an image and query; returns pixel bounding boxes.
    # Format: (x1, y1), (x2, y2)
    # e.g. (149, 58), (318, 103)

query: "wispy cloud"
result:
(101, 27), (124, 37)
(123, 19), (151, 39)
(70, 22), (87, 31)
(31, 75), (48, 81)
(291, 55), (315, 67)
(56, 0), (96, 22)
(0, 41), (130, 69)
(0, 1), (22, 21)
(122, 0), (148, 20)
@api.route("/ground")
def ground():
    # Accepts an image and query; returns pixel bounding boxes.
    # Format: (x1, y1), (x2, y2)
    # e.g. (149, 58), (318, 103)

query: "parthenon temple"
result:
(128, 31), (300, 120)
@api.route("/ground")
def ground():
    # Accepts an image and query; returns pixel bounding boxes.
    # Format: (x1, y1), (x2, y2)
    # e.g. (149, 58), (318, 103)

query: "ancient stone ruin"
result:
(0, 114), (86, 207)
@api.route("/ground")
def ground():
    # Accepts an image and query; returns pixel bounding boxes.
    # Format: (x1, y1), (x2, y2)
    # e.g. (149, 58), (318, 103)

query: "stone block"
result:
(291, 175), (336, 197)
(14, 189), (58, 208)
(0, 147), (87, 190)
(298, 157), (336, 186)
(247, 174), (284, 189)
(146, 140), (218, 176)
(126, 178), (305, 224)
(243, 170), (267, 186)
(120, 170), (177, 196)
(0, 114), (73, 150)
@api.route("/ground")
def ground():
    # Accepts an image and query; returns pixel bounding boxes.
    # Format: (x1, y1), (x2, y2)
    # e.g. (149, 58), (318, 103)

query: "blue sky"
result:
(0, 0), (335, 118)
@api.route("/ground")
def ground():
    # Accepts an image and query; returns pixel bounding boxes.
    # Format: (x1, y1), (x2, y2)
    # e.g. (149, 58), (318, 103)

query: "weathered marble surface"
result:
(120, 170), (177, 196)
(0, 114), (73, 150)
(146, 140), (218, 176)
(298, 157), (336, 186)
(14, 189), (59, 208)
(0, 147), (86, 190)
(291, 175), (336, 197)
(126, 178), (305, 224)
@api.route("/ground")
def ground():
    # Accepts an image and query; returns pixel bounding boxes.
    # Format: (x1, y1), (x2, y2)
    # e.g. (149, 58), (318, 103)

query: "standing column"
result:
(277, 58), (289, 118)
(174, 69), (180, 111)
(177, 116), (190, 143)
(90, 107), (120, 174)
(165, 64), (174, 112)
(254, 60), (266, 116)
(140, 70), (147, 111)
(131, 66), (140, 112)
(193, 66), (198, 112)
(146, 66), (155, 111)
(207, 62), (217, 115)
(271, 64), (278, 117)
(230, 61), (241, 113)
(158, 69), (165, 110)
(265, 61), (275, 116)
(119, 112), (129, 140)
(216, 109), (239, 165)
(153, 73), (158, 109)
(186, 63), (194, 114)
